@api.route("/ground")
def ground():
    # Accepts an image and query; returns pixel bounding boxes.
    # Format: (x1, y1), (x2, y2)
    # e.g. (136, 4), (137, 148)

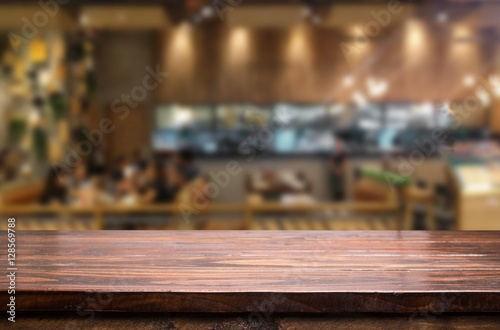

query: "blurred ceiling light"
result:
(287, 26), (311, 63)
(227, 28), (251, 64)
(172, 22), (193, 50)
(229, 28), (250, 52)
(343, 75), (354, 87)
(437, 12), (448, 23)
(201, 5), (215, 18)
(169, 21), (194, 67)
(463, 75), (475, 87)
(367, 77), (388, 97)
(406, 20), (425, 51)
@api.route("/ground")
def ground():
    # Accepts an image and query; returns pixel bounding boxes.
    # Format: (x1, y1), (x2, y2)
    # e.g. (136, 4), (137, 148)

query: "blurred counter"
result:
(448, 141), (500, 230)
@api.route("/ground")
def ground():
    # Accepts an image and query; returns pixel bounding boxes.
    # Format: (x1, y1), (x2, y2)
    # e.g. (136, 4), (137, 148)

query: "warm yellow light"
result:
(227, 27), (251, 64)
(167, 22), (194, 75)
(171, 22), (193, 55)
(230, 28), (248, 50)
(404, 20), (428, 66)
(350, 25), (365, 38)
(406, 20), (425, 51)
(286, 25), (311, 64)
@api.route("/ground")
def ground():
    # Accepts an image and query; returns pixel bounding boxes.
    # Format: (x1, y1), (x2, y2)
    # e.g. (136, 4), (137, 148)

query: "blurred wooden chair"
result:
(0, 181), (44, 205)
(401, 185), (435, 230)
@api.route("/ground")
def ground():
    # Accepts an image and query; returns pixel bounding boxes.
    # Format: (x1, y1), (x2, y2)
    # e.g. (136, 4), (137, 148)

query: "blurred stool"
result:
(402, 186), (435, 230)
(434, 184), (455, 230)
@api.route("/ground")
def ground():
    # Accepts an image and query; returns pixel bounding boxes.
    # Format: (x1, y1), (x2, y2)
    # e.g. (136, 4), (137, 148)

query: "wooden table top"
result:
(1, 230), (500, 313)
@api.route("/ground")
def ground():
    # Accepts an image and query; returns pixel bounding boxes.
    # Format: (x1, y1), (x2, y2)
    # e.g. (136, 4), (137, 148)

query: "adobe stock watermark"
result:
(178, 161), (242, 224)
(8, 0), (71, 53)
(236, 239), (330, 328)
(52, 65), (169, 178)
(62, 292), (114, 330)
(340, 0), (404, 63)
(179, 107), (295, 223)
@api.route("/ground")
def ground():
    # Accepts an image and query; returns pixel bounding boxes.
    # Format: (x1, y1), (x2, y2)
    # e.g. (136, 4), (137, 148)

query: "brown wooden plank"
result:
(1, 231), (500, 313)
(5, 312), (500, 330)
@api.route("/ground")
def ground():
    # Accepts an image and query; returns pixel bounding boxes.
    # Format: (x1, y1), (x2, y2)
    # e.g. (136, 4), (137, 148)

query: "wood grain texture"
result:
(5, 312), (500, 330)
(1, 231), (500, 313)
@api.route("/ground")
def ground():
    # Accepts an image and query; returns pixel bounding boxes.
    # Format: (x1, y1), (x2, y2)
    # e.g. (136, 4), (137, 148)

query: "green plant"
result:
(32, 128), (48, 161)
(48, 92), (66, 121)
(7, 118), (27, 144)
(86, 71), (98, 95)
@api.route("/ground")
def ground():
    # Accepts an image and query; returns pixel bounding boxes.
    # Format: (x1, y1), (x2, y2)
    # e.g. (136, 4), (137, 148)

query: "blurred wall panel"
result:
(157, 22), (498, 104)
(94, 31), (157, 158)
(226, 6), (306, 28)
(94, 31), (156, 105)
(0, 6), (76, 30)
(80, 6), (170, 30)
(492, 100), (500, 134)
(106, 106), (150, 161)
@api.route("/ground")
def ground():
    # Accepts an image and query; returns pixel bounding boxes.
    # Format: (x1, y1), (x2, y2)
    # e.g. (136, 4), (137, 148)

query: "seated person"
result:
(67, 163), (95, 206)
(132, 148), (150, 173)
(39, 170), (68, 205)
(110, 155), (131, 183)
(172, 148), (200, 187)
(136, 162), (178, 205)
(88, 144), (108, 177)
(328, 137), (348, 201)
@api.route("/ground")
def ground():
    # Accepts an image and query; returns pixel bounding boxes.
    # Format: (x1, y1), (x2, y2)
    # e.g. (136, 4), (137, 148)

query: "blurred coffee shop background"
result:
(1, 0), (500, 231)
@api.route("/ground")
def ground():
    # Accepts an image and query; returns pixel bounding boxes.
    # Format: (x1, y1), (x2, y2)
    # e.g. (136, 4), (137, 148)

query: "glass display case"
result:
(153, 103), (453, 156)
